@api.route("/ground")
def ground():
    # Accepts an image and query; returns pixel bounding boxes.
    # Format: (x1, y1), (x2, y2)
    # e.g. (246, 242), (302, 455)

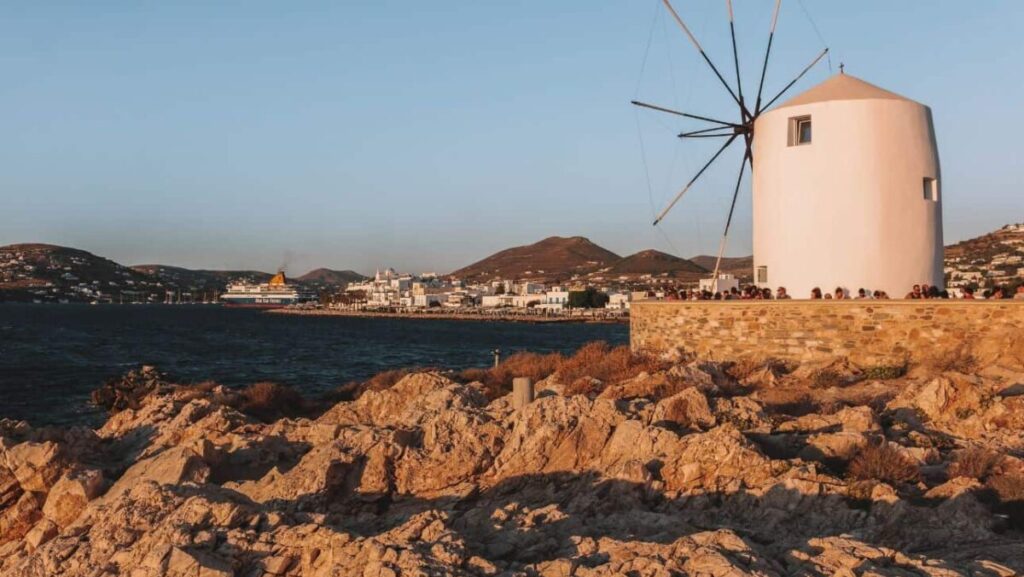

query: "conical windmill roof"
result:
(774, 73), (918, 110)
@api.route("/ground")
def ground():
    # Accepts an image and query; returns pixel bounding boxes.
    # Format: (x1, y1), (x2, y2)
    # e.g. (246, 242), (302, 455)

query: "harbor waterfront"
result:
(267, 306), (628, 324)
(0, 304), (627, 427)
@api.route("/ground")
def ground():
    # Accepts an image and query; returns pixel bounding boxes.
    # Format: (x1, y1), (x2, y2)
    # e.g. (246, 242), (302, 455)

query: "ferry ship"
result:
(219, 272), (314, 308)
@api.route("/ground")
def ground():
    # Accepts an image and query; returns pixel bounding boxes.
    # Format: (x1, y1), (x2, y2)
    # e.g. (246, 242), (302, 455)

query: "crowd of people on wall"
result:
(668, 283), (1024, 301)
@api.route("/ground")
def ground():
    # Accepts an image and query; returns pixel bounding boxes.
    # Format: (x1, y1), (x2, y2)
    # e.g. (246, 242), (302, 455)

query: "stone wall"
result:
(630, 301), (1024, 367)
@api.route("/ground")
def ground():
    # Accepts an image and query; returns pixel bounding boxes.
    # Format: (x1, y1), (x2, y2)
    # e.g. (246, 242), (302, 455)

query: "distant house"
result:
(605, 293), (630, 311)
(699, 274), (739, 294)
(537, 287), (570, 311)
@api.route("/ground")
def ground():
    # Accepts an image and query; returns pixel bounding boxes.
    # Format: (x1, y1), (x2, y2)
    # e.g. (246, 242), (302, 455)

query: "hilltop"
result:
(0, 244), (161, 302)
(131, 265), (274, 290)
(944, 223), (1024, 289)
(451, 236), (621, 282)
(597, 249), (707, 279)
(296, 268), (367, 288)
(946, 223), (1024, 261)
(690, 254), (755, 279)
(0, 243), (367, 303)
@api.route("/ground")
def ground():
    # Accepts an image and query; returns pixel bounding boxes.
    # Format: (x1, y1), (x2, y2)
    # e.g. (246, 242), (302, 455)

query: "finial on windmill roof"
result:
(839, 62), (845, 75)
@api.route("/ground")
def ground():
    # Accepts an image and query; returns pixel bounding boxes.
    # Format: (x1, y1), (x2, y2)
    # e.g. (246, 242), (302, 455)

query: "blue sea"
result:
(0, 305), (627, 427)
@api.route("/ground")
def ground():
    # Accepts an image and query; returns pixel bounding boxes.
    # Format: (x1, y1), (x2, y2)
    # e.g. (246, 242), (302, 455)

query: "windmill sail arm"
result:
(710, 144), (752, 290)
(761, 47), (829, 112)
(631, 100), (741, 128)
(726, 0), (749, 120)
(661, 0), (746, 112)
(679, 126), (738, 138)
(653, 134), (739, 226)
(754, 0), (783, 114)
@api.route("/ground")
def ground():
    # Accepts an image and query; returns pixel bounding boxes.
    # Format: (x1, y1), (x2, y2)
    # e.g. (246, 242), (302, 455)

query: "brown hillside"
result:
(451, 236), (620, 282)
(691, 255), (754, 277)
(131, 265), (274, 289)
(0, 244), (158, 302)
(945, 223), (1024, 263)
(602, 249), (708, 277)
(297, 268), (367, 287)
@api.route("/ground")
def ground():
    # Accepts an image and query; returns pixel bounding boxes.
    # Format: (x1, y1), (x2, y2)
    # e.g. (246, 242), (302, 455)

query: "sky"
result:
(1, 1), (1022, 275)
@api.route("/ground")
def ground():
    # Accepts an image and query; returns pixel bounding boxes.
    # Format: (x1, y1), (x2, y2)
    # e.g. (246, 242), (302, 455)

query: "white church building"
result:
(752, 73), (943, 299)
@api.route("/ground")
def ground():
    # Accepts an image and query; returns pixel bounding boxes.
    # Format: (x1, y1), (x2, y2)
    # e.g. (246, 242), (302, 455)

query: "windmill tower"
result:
(753, 74), (942, 298)
(633, 1), (943, 297)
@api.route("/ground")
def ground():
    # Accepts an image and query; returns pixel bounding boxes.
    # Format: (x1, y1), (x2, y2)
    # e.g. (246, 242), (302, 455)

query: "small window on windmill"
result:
(923, 177), (939, 202)
(756, 266), (768, 284)
(788, 115), (812, 146)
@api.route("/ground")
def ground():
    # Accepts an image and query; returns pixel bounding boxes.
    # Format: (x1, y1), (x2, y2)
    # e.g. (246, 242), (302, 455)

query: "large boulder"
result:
(41, 469), (104, 529)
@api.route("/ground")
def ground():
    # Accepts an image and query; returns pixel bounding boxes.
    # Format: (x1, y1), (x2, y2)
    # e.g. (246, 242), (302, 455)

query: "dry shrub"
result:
(847, 440), (920, 485)
(237, 381), (307, 422)
(327, 367), (432, 403)
(177, 380), (220, 402)
(862, 364), (907, 381)
(810, 368), (846, 389)
(454, 342), (671, 399)
(458, 351), (564, 398)
(565, 376), (606, 397)
(948, 447), (1003, 481)
(557, 342), (667, 391)
(922, 346), (976, 374)
(363, 368), (420, 392)
(727, 357), (790, 382)
(494, 351), (564, 387)
(725, 357), (766, 381)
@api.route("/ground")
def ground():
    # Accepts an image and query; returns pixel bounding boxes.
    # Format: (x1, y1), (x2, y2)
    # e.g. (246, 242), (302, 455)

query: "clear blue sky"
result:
(2, 1), (1021, 275)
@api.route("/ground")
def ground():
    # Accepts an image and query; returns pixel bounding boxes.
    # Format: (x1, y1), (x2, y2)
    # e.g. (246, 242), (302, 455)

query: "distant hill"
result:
(0, 244), (160, 302)
(297, 268), (367, 288)
(600, 249), (707, 278)
(0, 243), (368, 303)
(690, 255), (754, 280)
(131, 265), (274, 290)
(944, 223), (1024, 287)
(451, 236), (621, 282)
(945, 223), (1024, 263)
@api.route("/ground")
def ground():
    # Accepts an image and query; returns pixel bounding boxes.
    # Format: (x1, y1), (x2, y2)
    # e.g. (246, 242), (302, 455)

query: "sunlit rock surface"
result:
(1, 356), (1022, 576)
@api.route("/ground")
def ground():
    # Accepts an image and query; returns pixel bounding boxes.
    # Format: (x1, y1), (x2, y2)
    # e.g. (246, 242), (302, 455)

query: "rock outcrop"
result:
(0, 358), (1022, 576)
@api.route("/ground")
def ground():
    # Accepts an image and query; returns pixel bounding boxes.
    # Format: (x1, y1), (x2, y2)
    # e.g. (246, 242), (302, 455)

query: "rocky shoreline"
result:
(1, 343), (1023, 576)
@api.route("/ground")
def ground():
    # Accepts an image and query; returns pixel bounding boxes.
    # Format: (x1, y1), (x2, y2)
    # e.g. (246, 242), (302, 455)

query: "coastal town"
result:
(2, 222), (1024, 311)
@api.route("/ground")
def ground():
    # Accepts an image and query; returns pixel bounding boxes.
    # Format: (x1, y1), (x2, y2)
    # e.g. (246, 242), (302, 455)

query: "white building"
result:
(537, 287), (570, 311)
(413, 294), (445, 308)
(605, 292), (630, 310)
(699, 274), (738, 294)
(481, 294), (516, 308)
(511, 294), (544, 308)
(752, 74), (943, 299)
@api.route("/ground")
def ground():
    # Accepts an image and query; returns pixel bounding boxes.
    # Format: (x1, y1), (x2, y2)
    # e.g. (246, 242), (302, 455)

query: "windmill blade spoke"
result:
(754, 0), (783, 115)
(726, 0), (749, 120)
(761, 47), (829, 112)
(710, 143), (752, 289)
(678, 126), (737, 138)
(661, 0), (745, 113)
(631, 100), (741, 128)
(653, 134), (739, 226)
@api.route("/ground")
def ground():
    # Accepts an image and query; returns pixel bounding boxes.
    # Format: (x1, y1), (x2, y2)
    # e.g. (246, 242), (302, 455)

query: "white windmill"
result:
(635, 1), (943, 298)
